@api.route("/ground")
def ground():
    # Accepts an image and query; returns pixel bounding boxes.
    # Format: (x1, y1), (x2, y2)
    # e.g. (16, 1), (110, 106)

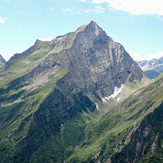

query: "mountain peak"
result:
(75, 21), (103, 35)
(85, 21), (102, 31)
(86, 20), (97, 26)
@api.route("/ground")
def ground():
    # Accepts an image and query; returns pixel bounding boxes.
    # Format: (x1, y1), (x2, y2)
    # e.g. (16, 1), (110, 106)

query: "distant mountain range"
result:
(137, 57), (163, 79)
(0, 21), (162, 163)
(0, 54), (6, 66)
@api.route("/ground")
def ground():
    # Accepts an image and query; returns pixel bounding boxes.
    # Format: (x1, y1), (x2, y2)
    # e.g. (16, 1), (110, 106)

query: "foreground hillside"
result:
(0, 21), (149, 163)
(68, 73), (163, 162)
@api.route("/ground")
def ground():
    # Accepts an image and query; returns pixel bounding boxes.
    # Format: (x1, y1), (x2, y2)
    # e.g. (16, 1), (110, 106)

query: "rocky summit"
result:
(57, 21), (144, 97)
(0, 21), (158, 163)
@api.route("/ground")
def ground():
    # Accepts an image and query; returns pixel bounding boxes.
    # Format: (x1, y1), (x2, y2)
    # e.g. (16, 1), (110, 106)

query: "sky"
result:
(0, 0), (163, 61)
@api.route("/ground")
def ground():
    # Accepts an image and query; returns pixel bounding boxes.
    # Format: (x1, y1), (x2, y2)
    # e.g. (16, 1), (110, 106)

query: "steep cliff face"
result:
(43, 21), (144, 97)
(62, 21), (143, 97)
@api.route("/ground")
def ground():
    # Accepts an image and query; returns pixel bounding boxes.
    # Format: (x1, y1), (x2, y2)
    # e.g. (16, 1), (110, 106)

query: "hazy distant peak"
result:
(137, 56), (163, 78)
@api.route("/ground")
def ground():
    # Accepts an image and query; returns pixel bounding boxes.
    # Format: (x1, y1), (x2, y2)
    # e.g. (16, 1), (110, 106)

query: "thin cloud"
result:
(91, 0), (163, 16)
(129, 52), (144, 61)
(129, 51), (163, 61)
(63, 8), (73, 13)
(91, 0), (106, 3)
(63, 6), (104, 14)
(63, 8), (81, 14)
(85, 6), (105, 14)
(156, 15), (163, 21)
(0, 17), (6, 24)
(47, 7), (54, 11)
(79, 0), (88, 2)
(147, 52), (163, 60)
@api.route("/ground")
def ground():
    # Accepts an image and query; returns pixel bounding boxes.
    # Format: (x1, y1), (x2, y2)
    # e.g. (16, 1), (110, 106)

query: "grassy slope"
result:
(67, 73), (163, 162)
(0, 40), (104, 162)
(0, 42), (74, 162)
(0, 87), (98, 163)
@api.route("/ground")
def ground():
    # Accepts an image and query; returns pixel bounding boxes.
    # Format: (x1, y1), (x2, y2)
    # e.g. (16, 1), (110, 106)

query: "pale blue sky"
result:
(0, 0), (163, 61)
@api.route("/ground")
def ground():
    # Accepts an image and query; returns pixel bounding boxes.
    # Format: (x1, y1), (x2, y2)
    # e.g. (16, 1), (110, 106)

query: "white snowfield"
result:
(102, 84), (124, 103)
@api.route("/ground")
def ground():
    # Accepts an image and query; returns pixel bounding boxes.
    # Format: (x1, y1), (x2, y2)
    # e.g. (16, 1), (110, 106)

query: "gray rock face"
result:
(0, 54), (6, 66)
(55, 21), (143, 97)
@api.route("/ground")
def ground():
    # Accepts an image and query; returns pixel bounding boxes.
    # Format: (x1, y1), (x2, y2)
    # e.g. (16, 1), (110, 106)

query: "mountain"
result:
(0, 21), (149, 163)
(0, 54), (6, 66)
(137, 57), (163, 79)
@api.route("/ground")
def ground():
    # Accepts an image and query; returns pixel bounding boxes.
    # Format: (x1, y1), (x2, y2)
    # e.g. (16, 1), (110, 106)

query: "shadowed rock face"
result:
(0, 54), (6, 66)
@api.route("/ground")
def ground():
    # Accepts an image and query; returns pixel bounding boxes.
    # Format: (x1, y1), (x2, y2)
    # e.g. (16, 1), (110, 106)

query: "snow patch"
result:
(102, 84), (124, 103)
(117, 98), (120, 102)
(95, 102), (99, 110)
